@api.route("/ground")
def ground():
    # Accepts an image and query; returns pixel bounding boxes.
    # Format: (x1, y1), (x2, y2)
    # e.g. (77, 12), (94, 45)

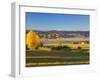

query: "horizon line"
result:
(26, 29), (89, 31)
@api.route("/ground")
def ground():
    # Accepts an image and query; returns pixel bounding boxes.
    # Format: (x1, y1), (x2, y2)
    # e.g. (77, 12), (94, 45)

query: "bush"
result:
(40, 42), (43, 47)
(51, 45), (71, 50)
(62, 46), (71, 49)
(77, 46), (82, 50)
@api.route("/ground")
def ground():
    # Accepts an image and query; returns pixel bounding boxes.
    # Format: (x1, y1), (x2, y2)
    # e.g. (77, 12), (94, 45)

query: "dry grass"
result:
(26, 61), (89, 67)
(44, 43), (89, 49)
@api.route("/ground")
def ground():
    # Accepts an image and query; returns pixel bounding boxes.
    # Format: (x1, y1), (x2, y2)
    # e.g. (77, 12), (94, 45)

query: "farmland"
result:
(26, 43), (89, 67)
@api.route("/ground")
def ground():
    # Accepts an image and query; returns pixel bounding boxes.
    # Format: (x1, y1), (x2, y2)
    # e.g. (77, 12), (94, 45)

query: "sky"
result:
(26, 12), (89, 31)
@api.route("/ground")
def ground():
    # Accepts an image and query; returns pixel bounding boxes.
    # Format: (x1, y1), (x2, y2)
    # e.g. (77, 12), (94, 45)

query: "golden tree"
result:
(26, 31), (41, 49)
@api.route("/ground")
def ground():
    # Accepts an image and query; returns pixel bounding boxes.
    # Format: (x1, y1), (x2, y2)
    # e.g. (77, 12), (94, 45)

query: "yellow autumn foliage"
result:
(26, 31), (41, 49)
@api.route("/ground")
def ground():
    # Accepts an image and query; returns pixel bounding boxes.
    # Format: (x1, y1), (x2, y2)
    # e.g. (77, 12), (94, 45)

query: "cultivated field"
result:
(26, 43), (89, 67)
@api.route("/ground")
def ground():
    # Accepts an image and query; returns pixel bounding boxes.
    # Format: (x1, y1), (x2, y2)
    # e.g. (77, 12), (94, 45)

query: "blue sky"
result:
(26, 12), (89, 31)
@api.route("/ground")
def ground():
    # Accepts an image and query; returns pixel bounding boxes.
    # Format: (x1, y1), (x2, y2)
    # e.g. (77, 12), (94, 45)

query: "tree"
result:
(26, 31), (41, 49)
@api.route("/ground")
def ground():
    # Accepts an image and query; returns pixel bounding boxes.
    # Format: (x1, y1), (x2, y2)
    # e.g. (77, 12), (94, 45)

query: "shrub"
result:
(62, 46), (71, 49)
(77, 46), (82, 50)
(51, 45), (71, 50)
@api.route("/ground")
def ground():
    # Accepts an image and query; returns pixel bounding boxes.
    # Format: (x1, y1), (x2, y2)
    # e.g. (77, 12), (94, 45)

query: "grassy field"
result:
(44, 43), (89, 49)
(26, 43), (89, 67)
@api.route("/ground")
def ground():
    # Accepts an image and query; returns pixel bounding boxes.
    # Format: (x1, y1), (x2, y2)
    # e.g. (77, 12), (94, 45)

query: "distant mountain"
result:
(26, 30), (89, 37)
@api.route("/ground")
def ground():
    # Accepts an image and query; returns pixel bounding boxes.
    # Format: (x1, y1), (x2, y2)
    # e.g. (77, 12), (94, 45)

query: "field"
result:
(26, 43), (89, 67)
